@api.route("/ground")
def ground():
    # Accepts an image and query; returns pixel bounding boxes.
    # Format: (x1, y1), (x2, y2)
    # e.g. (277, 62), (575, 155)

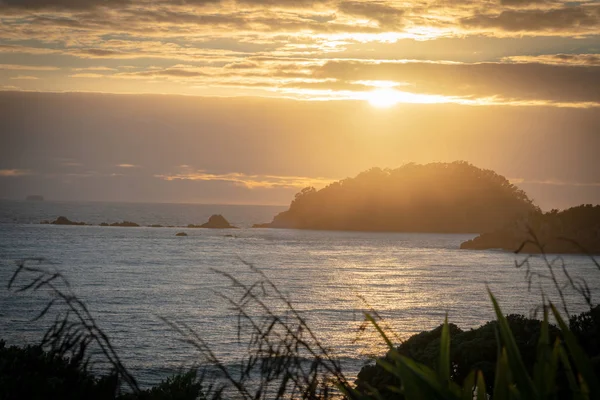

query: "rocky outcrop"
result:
(50, 216), (86, 226)
(461, 205), (600, 254)
(109, 221), (139, 227)
(189, 214), (237, 229)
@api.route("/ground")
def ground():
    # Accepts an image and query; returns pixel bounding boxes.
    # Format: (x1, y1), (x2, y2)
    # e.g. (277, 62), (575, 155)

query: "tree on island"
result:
(257, 162), (538, 233)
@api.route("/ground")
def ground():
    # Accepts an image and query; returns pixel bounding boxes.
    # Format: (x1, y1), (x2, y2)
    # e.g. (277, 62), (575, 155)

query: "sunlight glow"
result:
(362, 88), (471, 107)
(365, 88), (405, 107)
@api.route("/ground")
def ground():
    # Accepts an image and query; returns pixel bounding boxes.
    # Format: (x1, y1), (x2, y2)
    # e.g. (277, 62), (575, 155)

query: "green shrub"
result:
(119, 370), (207, 400)
(0, 340), (118, 400)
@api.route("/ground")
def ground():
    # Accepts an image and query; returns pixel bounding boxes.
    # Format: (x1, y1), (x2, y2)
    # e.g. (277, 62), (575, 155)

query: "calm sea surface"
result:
(0, 200), (598, 387)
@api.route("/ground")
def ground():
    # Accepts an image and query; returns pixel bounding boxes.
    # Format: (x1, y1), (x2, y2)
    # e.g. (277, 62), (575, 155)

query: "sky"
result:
(0, 0), (599, 209)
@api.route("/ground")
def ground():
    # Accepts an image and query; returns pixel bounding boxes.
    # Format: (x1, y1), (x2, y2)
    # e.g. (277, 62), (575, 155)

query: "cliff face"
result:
(257, 162), (539, 233)
(460, 204), (600, 254)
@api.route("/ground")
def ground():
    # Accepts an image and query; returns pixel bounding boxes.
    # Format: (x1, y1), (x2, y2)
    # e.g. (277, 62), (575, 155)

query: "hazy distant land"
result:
(24, 162), (599, 254)
(461, 204), (600, 254)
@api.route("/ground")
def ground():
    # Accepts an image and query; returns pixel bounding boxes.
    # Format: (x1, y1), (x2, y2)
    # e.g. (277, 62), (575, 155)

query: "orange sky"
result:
(1, 92), (599, 209)
(0, 0), (599, 208)
(1, 0), (599, 107)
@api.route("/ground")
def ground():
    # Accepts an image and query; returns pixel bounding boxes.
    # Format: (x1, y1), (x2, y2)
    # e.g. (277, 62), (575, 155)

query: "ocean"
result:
(0, 200), (598, 388)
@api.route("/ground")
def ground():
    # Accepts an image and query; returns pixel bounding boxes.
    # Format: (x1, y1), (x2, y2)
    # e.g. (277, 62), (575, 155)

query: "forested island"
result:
(255, 162), (538, 233)
(254, 162), (600, 254)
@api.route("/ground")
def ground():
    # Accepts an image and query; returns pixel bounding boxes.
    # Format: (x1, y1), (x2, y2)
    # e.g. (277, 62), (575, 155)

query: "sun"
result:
(366, 88), (402, 108)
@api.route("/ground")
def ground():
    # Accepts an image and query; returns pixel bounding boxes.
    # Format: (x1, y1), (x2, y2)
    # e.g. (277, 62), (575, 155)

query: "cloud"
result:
(338, 1), (404, 27)
(116, 163), (139, 168)
(511, 178), (600, 187)
(236, 0), (331, 7)
(0, 169), (32, 177)
(10, 75), (39, 80)
(500, 0), (550, 6)
(155, 168), (333, 189)
(1, 0), (599, 106)
(224, 60), (260, 69)
(461, 6), (600, 33)
(69, 73), (105, 78)
(0, 0), (130, 10)
(76, 49), (126, 57)
(72, 66), (117, 71)
(0, 64), (59, 71)
(0, 44), (58, 55)
(314, 60), (600, 104)
(504, 53), (600, 66)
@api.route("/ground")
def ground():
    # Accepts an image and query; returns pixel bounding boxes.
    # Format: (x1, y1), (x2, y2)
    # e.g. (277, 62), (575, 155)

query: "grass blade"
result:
(488, 288), (537, 399)
(476, 371), (487, 400)
(439, 314), (451, 387)
(461, 370), (476, 400)
(550, 303), (599, 398)
(493, 348), (510, 400)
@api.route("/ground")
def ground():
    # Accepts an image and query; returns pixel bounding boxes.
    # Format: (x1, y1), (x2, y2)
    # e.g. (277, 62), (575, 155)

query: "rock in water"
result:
(110, 221), (140, 227)
(50, 216), (86, 226)
(176, 232), (188, 236)
(199, 214), (237, 229)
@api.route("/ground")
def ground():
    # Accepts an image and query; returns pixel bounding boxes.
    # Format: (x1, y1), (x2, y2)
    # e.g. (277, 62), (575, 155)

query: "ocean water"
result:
(0, 200), (598, 388)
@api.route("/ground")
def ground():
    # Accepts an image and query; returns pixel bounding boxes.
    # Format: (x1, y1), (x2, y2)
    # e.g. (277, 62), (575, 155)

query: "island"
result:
(460, 204), (600, 254)
(254, 162), (538, 233)
(188, 214), (237, 229)
(48, 216), (86, 226)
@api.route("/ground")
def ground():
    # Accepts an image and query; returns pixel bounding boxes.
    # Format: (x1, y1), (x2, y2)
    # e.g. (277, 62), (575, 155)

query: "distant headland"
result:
(254, 162), (538, 234)
(460, 204), (600, 254)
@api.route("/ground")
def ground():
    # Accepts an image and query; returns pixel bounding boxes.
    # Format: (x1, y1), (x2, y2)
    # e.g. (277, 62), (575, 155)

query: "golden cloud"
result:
(154, 169), (334, 189)
(0, 169), (33, 177)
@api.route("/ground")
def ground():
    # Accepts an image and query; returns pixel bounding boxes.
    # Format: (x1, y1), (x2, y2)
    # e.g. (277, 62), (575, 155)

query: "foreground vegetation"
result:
(2, 303), (599, 399)
(2, 245), (599, 399)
